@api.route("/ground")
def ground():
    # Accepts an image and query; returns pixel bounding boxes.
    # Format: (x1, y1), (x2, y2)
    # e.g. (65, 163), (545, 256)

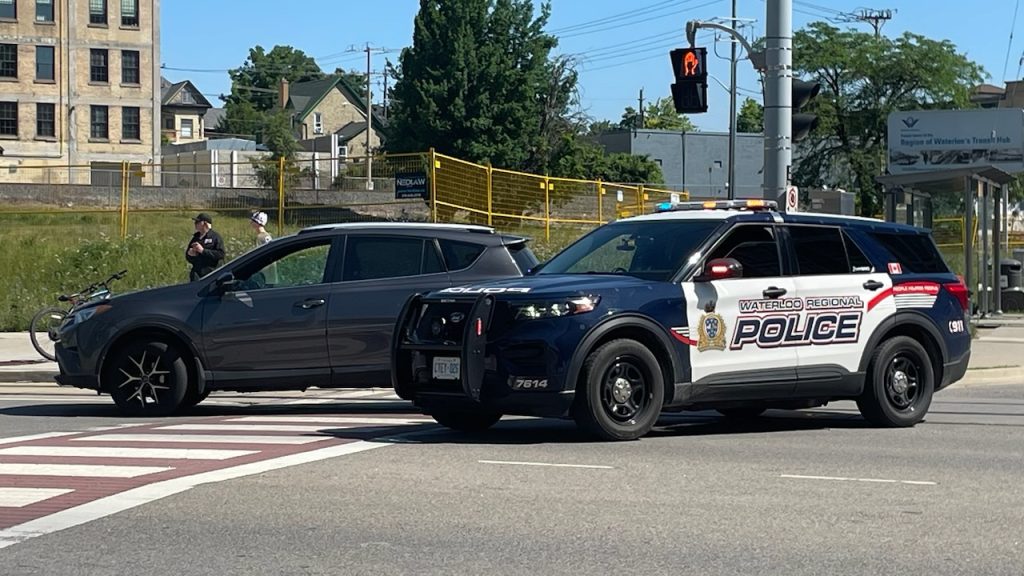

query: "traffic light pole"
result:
(763, 0), (792, 206)
(728, 0), (738, 200)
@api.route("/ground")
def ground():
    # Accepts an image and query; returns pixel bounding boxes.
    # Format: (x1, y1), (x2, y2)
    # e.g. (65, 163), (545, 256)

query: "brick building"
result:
(0, 0), (161, 183)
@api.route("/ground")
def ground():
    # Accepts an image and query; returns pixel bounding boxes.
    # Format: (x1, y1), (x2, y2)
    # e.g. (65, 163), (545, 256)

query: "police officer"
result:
(185, 213), (226, 281)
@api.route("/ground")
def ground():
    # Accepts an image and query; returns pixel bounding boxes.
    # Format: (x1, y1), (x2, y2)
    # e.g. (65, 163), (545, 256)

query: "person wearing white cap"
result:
(250, 211), (272, 247)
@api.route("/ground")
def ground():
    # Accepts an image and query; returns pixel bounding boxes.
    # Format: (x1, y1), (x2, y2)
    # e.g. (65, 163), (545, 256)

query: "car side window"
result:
(844, 232), (874, 273)
(423, 240), (445, 275)
(343, 236), (432, 281)
(439, 239), (486, 271)
(706, 225), (781, 278)
(235, 239), (333, 290)
(788, 225), (850, 275)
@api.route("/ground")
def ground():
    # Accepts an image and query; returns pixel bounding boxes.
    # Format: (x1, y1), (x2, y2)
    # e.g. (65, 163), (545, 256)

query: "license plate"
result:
(432, 357), (461, 380)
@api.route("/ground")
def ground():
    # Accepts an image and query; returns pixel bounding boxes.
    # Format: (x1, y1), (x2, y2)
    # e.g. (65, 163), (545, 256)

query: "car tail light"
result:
(944, 279), (969, 311)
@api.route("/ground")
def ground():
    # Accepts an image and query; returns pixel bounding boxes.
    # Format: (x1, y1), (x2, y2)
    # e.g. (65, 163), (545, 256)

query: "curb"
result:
(0, 368), (57, 383)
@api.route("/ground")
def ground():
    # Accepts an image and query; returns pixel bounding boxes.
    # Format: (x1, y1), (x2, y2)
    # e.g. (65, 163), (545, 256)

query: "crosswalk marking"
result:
(0, 446), (258, 460)
(224, 416), (433, 426)
(0, 488), (74, 508)
(155, 424), (351, 433)
(70, 433), (328, 445)
(0, 463), (173, 478)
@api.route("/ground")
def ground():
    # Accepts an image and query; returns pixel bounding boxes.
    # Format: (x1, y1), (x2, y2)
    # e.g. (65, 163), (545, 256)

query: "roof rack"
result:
(298, 222), (495, 234)
(655, 199), (778, 213)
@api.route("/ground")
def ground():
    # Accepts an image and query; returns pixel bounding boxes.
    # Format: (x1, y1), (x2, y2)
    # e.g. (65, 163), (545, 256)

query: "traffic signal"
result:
(669, 47), (708, 114)
(792, 79), (821, 142)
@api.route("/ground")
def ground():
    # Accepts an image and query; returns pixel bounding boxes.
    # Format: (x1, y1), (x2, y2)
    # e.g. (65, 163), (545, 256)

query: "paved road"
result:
(1, 383), (1022, 575)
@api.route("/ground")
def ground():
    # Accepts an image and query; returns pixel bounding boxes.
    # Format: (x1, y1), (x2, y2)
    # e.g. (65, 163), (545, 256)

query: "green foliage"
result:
(790, 22), (986, 217)
(219, 45), (324, 142)
(387, 0), (569, 172)
(251, 111), (304, 190)
(551, 137), (663, 184)
(619, 97), (696, 132)
(736, 97), (763, 133)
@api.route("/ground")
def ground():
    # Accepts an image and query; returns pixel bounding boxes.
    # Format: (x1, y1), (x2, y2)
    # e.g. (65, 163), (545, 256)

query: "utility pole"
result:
(638, 88), (645, 129)
(365, 44), (373, 190)
(727, 0), (738, 199)
(763, 0), (792, 204)
(837, 8), (895, 37)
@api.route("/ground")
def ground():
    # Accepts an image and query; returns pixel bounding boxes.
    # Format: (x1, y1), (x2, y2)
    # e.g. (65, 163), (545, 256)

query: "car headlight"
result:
(512, 296), (600, 321)
(68, 304), (112, 326)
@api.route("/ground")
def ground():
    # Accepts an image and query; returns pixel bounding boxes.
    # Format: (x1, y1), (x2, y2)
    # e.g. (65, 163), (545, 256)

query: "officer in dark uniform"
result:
(185, 213), (226, 281)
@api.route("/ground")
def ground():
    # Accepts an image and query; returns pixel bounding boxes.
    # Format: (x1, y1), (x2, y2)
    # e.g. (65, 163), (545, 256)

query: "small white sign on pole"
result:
(670, 193), (680, 204)
(785, 185), (799, 213)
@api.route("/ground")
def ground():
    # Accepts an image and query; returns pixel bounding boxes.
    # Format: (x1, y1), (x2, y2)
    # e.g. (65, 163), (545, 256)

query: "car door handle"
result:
(863, 280), (884, 291)
(762, 286), (787, 299)
(296, 298), (326, 309)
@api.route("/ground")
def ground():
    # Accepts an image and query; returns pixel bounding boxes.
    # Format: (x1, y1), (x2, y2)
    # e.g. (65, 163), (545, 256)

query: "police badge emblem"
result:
(697, 300), (727, 352)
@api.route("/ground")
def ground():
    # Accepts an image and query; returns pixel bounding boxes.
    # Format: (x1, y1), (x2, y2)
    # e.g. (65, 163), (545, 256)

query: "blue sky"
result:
(162, 0), (1022, 133)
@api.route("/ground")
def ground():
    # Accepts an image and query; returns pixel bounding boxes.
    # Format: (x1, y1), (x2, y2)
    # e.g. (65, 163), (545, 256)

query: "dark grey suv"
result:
(54, 223), (538, 415)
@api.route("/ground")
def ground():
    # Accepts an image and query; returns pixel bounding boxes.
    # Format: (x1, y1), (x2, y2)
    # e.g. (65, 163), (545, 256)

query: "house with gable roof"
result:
(160, 77), (213, 145)
(277, 75), (387, 158)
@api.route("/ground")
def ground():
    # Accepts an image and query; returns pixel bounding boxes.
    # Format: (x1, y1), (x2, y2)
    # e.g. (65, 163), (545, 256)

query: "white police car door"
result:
(681, 223), (799, 395)
(785, 225), (895, 393)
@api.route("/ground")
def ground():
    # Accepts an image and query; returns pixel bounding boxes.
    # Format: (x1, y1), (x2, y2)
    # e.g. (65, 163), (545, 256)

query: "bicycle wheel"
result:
(29, 307), (67, 362)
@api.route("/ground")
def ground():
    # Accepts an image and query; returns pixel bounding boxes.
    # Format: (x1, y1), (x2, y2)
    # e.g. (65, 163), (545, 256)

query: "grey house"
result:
(598, 129), (765, 199)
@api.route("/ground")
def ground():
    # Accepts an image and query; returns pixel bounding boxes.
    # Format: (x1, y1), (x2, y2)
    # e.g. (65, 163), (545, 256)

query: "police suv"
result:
(392, 200), (971, 441)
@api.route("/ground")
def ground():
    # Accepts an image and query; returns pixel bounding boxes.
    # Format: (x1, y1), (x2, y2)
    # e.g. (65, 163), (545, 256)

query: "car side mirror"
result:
(695, 258), (743, 282)
(214, 272), (239, 293)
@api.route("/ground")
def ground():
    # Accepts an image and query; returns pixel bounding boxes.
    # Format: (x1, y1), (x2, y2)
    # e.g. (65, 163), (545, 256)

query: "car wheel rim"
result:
(885, 353), (921, 411)
(118, 350), (172, 408)
(600, 356), (648, 423)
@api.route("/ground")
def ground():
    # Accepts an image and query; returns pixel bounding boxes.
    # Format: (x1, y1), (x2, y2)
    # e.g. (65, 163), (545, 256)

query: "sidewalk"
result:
(1, 325), (1021, 387)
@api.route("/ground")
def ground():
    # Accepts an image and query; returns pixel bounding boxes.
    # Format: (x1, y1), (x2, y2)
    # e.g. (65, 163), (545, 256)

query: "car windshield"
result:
(536, 219), (722, 281)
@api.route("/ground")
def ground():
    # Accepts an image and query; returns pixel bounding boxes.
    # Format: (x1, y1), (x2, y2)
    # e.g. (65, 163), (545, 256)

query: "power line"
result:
(1003, 0), (1021, 81)
(578, 33), (716, 72)
(547, 0), (678, 34)
(557, 0), (724, 39)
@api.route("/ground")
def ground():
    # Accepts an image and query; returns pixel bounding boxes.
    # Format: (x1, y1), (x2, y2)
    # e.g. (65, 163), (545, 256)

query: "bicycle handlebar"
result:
(59, 269), (129, 304)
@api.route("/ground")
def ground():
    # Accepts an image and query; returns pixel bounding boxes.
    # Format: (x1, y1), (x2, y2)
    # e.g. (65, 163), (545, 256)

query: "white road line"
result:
(0, 440), (390, 550)
(780, 474), (937, 486)
(69, 433), (328, 445)
(0, 488), (74, 508)
(478, 460), (614, 470)
(224, 416), (433, 426)
(0, 463), (173, 478)
(0, 446), (257, 460)
(0, 432), (78, 446)
(155, 424), (343, 434)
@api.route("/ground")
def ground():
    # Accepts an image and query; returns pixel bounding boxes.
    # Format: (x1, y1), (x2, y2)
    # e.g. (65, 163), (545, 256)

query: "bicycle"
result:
(29, 270), (128, 362)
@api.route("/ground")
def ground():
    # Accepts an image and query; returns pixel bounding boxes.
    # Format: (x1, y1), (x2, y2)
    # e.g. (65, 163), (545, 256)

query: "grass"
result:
(0, 209), (593, 332)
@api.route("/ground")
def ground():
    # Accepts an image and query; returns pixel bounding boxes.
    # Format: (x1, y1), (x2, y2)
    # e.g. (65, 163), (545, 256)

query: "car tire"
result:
(716, 405), (767, 419)
(430, 410), (502, 432)
(181, 387), (211, 410)
(574, 339), (664, 441)
(856, 336), (935, 427)
(105, 339), (190, 417)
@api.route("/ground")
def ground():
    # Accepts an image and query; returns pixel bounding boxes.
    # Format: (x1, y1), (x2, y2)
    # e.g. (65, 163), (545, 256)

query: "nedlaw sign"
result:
(886, 108), (1024, 175)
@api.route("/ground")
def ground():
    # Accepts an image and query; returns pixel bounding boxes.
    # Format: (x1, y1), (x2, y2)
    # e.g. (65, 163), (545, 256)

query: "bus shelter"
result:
(876, 165), (1017, 317)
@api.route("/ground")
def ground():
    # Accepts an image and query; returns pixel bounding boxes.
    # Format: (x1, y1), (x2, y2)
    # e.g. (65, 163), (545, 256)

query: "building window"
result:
(90, 49), (108, 83)
(122, 106), (140, 140)
(164, 116), (174, 130)
(90, 105), (108, 140)
(35, 0), (53, 22)
(0, 0), (15, 20)
(89, 0), (106, 25)
(0, 102), (17, 136)
(0, 44), (17, 78)
(120, 0), (138, 27)
(36, 46), (54, 81)
(36, 103), (55, 138)
(121, 50), (139, 84)
(180, 118), (193, 139)
(313, 112), (323, 134)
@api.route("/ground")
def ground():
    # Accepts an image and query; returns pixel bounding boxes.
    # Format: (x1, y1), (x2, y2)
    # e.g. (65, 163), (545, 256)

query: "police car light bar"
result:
(655, 199), (778, 213)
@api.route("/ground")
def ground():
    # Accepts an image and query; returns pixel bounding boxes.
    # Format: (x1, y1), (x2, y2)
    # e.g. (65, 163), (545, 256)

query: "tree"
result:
(618, 97), (696, 131)
(218, 45), (324, 137)
(252, 110), (304, 190)
(387, 0), (571, 172)
(791, 23), (985, 216)
(334, 68), (368, 101)
(736, 97), (763, 133)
